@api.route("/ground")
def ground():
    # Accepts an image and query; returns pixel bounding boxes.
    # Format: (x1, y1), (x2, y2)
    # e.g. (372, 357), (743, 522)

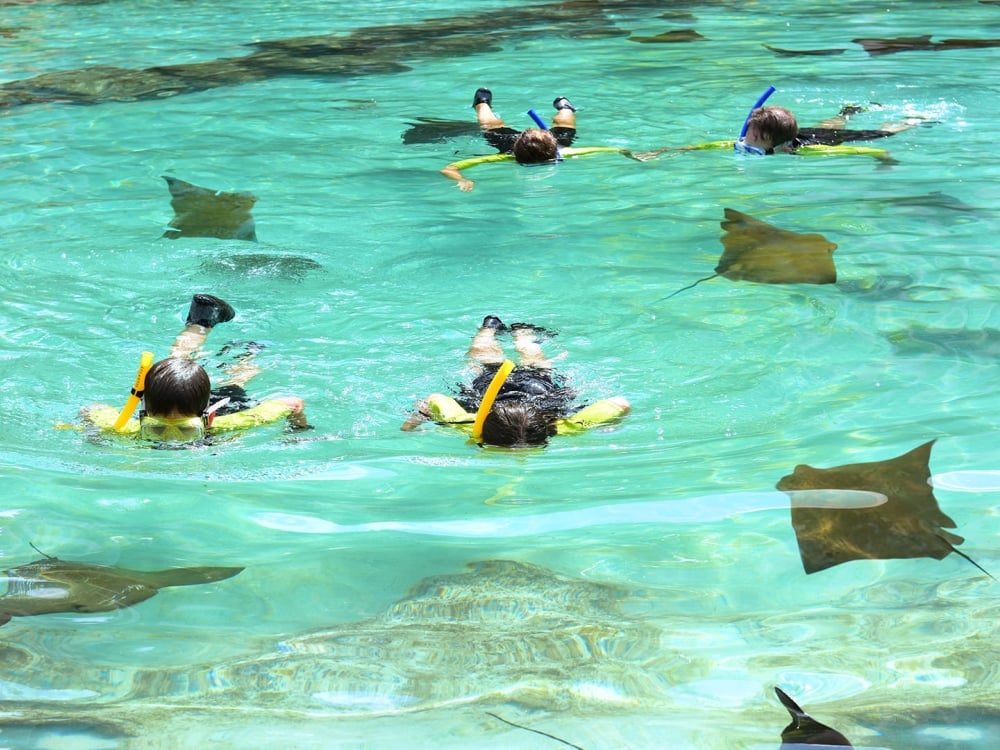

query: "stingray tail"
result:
(485, 712), (585, 750)
(652, 274), (719, 304)
(938, 536), (995, 580)
(137, 566), (245, 587)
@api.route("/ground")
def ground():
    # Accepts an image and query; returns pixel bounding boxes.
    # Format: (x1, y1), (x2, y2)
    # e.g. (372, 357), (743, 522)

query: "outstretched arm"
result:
(440, 163), (476, 192)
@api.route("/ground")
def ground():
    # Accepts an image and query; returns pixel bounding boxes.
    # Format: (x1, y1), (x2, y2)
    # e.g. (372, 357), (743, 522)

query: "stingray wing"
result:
(162, 175), (258, 241)
(718, 208), (837, 285)
(775, 687), (854, 747)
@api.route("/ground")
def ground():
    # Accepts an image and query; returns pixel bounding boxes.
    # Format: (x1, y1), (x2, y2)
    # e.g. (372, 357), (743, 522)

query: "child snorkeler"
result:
(81, 294), (309, 445)
(440, 88), (637, 191)
(402, 316), (630, 448)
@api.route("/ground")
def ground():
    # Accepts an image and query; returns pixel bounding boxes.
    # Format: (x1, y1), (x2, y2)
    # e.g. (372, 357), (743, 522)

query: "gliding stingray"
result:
(776, 440), (992, 577)
(775, 687), (853, 747)
(854, 35), (1000, 56)
(162, 175), (258, 241)
(0, 557), (244, 625)
(658, 208), (837, 300)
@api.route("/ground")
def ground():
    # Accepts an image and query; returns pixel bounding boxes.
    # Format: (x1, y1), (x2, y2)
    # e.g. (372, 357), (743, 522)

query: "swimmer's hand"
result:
(440, 165), (475, 192)
(401, 399), (431, 431)
(277, 397), (310, 430)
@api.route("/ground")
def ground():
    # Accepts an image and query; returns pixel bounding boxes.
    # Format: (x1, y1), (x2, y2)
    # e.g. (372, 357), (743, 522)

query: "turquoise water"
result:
(2, 0), (999, 747)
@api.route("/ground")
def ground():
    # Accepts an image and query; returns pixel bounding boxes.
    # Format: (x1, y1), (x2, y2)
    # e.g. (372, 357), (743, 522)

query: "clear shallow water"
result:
(1, 0), (999, 747)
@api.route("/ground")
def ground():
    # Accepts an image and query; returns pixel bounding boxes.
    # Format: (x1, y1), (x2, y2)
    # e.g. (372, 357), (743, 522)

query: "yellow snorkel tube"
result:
(471, 359), (515, 441)
(113, 351), (154, 431)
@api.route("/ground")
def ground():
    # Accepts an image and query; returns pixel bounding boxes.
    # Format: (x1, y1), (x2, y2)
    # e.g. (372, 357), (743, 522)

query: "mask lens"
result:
(140, 416), (205, 442)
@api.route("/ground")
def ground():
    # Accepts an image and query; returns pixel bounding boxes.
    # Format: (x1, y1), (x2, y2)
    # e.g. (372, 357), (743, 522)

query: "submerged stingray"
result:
(0, 560), (681, 718)
(763, 44), (846, 56)
(200, 253), (322, 280)
(629, 29), (706, 43)
(658, 208), (837, 300)
(775, 687), (853, 747)
(162, 176), (257, 241)
(776, 440), (992, 577)
(854, 35), (1000, 56)
(885, 325), (1000, 360)
(401, 117), (482, 145)
(0, 557), (243, 625)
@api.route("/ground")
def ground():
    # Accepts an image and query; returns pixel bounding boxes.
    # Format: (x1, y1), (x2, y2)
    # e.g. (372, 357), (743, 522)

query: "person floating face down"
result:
(439, 88), (635, 191)
(402, 316), (630, 448)
(81, 294), (309, 446)
(739, 104), (918, 154)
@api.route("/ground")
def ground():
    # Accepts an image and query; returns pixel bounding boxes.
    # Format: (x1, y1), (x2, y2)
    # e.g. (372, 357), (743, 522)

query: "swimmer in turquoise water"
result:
(739, 104), (917, 154)
(440, 88), (637, 191)
(80, 294), (309, 445)
(402, 316), (630, 448)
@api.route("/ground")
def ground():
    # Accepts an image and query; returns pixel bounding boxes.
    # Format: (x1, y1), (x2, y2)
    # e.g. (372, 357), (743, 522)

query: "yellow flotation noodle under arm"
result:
(113, 351), (154, 431)
(684, 140), (888, 159)
(471, 360), (515, 440)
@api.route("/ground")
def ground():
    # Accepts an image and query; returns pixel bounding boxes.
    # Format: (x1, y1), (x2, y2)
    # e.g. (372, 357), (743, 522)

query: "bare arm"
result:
(440, 164), (475, 192)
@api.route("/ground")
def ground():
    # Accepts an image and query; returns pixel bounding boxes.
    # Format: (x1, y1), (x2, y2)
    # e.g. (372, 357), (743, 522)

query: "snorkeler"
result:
(402, 316), (630, 448)
(439, 88), (638, 191)
(80, 294), (309, 445)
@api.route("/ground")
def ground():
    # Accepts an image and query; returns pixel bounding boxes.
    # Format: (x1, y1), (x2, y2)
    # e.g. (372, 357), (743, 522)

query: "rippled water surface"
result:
(2, 1), (999, 747)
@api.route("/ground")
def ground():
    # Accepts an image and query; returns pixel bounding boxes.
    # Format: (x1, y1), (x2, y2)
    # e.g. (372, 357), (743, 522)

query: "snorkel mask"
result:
(139, 413), (206, 443)
(138, 397), (229, 443)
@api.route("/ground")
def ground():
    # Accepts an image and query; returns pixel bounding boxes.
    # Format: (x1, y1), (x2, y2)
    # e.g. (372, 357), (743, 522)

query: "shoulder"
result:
(212, 399), (292, 432)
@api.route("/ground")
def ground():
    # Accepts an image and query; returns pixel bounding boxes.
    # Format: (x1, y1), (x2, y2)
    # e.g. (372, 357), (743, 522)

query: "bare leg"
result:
(170, 324), (211, 359)
(169, 294), (235, 359)
(466, 316), (505, 367)
(511, 324), (553, 369)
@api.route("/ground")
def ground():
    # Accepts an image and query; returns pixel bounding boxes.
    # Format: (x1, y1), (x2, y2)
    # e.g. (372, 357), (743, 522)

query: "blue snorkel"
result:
(526, 108), (563, 161)
(735, 85), (776, 154)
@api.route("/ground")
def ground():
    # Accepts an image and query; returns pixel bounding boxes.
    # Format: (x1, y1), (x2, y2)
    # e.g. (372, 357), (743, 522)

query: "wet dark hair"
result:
(746, 106), (799, 147)
(512, 128), (559, 164)
(143, 357), (211, 417)
(480, 401), (558, 448)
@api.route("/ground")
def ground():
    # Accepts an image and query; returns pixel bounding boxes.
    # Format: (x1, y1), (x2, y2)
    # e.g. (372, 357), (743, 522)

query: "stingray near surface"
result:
(775, 687), (853, 747)
(162, 175), (258, 241)
(0, 557), (244, 625)
(763, 44), (846, 56)
(658, 208), (837, 300)
(401, 117), (483, 144)
(776, 440), (992, 577)
(854, 34), (1000, 56)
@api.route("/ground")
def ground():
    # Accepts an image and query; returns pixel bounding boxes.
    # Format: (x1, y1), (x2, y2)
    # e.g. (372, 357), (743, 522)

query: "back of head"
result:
(747, 106), (799, 146)
(512, 128), (559, 164)
(143, 357), (211, 417)
(480, 401), (558, 448)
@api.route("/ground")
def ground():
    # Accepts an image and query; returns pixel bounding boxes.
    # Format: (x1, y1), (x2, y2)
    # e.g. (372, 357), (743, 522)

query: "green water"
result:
(1, 0), (999, 747)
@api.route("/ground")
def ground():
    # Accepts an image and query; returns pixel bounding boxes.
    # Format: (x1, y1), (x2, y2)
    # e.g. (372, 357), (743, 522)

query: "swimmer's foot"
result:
(481, 315), (507, 331)
(839, 104), (868, 118)
(510, 322), (556, 339)
(472, 87), (493, 108)
(187, 294), (235, 329)
(552, 96), (576, 112)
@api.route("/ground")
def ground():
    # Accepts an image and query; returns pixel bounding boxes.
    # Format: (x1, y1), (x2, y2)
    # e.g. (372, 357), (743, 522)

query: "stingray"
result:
(629, 29), (706, 43)
(884, 325), (1000, 360)
(161, 176), (257, 241)
(657, 208), (837, 301)
(763, 44), (846, 56)
(776, 440), (992, 577)
(401, 117), (483, 145)
(854, 35), (1000, 56)
(775, 687), (853, 747)
(0, 556), (243, 625)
